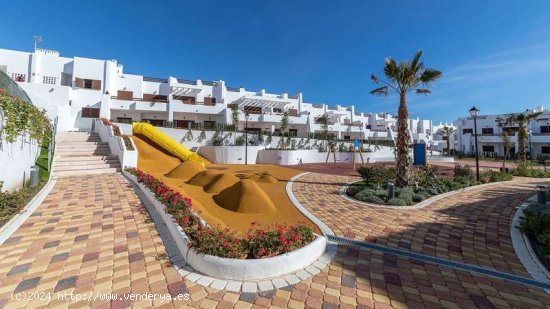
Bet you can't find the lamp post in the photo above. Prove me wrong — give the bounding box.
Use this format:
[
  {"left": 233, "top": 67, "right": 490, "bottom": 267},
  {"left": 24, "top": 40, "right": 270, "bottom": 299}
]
[
  {"left": 469, "top": 106, "right": 480, "bottom": 182},
  {"left": 244, "top": 113, "right": 250, "bottom": 165}
]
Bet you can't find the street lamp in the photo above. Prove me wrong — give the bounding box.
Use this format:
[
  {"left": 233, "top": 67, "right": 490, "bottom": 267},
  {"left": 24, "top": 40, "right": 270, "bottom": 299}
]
[
  {"left": 244, "top": 113, "right": 250, "bottom": 165},
  {"left": 469, "top": 106, "right": 480, "bottom": 182}
]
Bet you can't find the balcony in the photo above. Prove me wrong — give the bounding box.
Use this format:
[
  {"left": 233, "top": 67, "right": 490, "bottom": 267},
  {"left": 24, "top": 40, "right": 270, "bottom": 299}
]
[{"left": 110, "top": 98, "right": 168, "bottom": 112}]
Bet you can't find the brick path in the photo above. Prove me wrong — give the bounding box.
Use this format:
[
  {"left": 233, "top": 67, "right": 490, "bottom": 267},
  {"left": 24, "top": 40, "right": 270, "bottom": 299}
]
[{"left": 0, "top": 173, "right": 549, "bottom": 308}]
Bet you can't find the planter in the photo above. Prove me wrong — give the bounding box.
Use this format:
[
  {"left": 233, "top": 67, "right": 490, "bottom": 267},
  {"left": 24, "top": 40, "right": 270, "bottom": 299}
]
[
  {"left": 124, "top": 170, "right": 327, "bottom": 280},
  {"left": 198, "top": 146, "right": 261, "bottom": 164}
]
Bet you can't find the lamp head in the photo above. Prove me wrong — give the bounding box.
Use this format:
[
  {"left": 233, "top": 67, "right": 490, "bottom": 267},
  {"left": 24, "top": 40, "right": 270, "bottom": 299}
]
[{"left": 469, "top": 106, "right": 479, "bottom": 118}]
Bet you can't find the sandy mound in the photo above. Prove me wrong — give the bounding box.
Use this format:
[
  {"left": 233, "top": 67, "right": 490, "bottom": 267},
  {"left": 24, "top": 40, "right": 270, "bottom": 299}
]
[
  {"left": 249, "top": 173, "right": 279, "bottom": 184},
  {"left": 203, "top": 173, "right": 241, "bottom": 193},
  {"left": 214, "top": 179, "right": 276, "bottom": 214},
  {"left": 165, "top": 161, "right": 206, "bottom": 181}
]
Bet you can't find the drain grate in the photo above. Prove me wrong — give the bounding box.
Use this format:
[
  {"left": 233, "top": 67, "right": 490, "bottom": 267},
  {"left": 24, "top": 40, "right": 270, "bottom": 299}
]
[{"left": 328, "top": 235, "right": 550, "bottom": 291}]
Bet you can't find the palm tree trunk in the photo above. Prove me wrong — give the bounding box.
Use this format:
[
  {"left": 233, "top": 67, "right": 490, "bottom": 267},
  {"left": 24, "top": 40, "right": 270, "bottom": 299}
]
[
  {"left": 518, "top": 126, "right": 526, "bottom": 162},
  {"left": 396, "top": 92, "right": 410, "bottom": 187},
  {"left": 446, "top": 138, "right": 450, "bottom": 156}
]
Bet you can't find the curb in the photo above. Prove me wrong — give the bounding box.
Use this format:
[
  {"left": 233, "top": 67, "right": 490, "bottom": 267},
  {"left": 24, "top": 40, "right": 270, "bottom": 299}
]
[{"left": 511, "top": 200, "right": 550, "bottom": 294}]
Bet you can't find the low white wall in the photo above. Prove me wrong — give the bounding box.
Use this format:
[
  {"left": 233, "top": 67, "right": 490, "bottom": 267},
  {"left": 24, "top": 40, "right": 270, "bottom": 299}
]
[
  {"left": 94, "top": 119, "right": 138, "bottom": 168},
  {"left": 124, "top": 171, "right": 327, "bottom": 280},
  {"left": 199, "top": 146, "right": 262, "bottom": 164},
  {"left": 257, "top": 146, "right": 396, "bottom": 165},
  {"left": 0, "top": 136, "right": 40, "bottom": 192}
]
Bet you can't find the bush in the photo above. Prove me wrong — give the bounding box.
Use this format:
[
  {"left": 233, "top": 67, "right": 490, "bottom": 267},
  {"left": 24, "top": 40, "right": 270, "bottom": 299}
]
[
  {"left": 537, "top": 231, "right": 550, "bottom": 246},
  {"left": 357, "top": 166, "right": 395, "bottom": 185},
  {"left": 346, "top": 185, "right": 362, "bottom": 196},
  {"left": 354, "top": 189, "right": 385, "bottom": 204},
  {"left": 454, "top": 164, "right": 473, "bottom": 178},
  {"left": 479, "top": 170, "right": 513, "bottom": 183},
  {"left": 511, "top": 167, "right": 550, "bottom": 178},
  {"left": 388, "top": 198, "right": 408, "bottom": 206},
  {"left": 519, "top": 205, "right": 550, "bottom": 238},
  {"left": 412, "top": 193, "right": 427, "bottom": 202},
  {"left": 396, "top": 187, "right": 414, "bottom": 205}
]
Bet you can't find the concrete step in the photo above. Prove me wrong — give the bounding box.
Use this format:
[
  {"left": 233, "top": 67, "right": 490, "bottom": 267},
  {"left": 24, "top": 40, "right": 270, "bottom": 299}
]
[
  {"left": 55, "top": 150, "right": 112, "bottom": 156},
  {"left": 54, "top": 159, "right": 120, "bottom": 167},
  {"left": 56, "top": 146, "right": 111, "bottom": 152},
  {"left": 56, "top": 142, "right": 109, "bottom": 148},
  {"left": 56, "top": 137, "right": 102, "bottom": 142},
  {"left": 53, "top": 162, "right": 121, "bottom": 172},
  {"left": 55, "top": 168, "right": 121, "bottom": 178},
  {"left": 55, "top": 155, "right": 118, "bottom": 162}
]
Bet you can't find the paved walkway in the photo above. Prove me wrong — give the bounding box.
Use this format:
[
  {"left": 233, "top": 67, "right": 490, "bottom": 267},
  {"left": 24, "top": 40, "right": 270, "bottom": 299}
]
[{"left": 0, "top": 173, "right": 549, "bottom": 308}]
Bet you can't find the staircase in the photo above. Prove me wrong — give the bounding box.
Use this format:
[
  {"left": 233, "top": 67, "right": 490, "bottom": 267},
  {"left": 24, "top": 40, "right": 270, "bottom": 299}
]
[{"left": 53, "top": 132, "right": 121, "bottom": 177}]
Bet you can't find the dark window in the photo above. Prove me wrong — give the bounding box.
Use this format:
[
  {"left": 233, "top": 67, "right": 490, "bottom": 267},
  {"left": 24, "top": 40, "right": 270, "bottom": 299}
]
[
  {"left": 244, "top": 105, "right": 262, "bottom": 114},
  {"left": 343, "top": 135, "right": 351, "bottom": 140},
  {"left": 81, "top": 107, "right": 100, "bottom": 118},
  {"left": 84, "top": 79, "right": 93, "bottom": 89},
  {"left": 143, "top": 94, "right": 168, "bottom": 103},
  {"left": 481, "top": 128, "right": 493, "bottom": 135},
  {"left": 542, "top": 146, "right": 550, "bottom": 154},
  {"left": 117, "top": 90, "right": 133, "bottom": 100},
  {"left": 463, "top": 128, "right": 473, "bottom": 134},
  {"left": 142, "top": 119, "right": 165, "bottom": 127},
  {"left": 482, "top": 145, "right": 495, "bottom": 152},
  {"left": 203, "top": 121, "right": 216, "bottom": 130},
  {"left": 289, "top": 129, "right": 298, "bottom": 137},
  {"left": 173, "top": 96, "right": 195, "bottom": 104},
  {"left": 366, "top": 124, "right": 372, "bottom": 130},
  {"left": 502, "top": 127, "right": 519, "bottom": 135},
  {"left": 116, "top": 117, "right": 133, "bottom": 124},
  {"left": 174, "top": 120, "right": 194, "bottom": 129},
  {"left": 541, "top": 126, "right": 550, "bottom": 134},
  {"left": 204, "top": 97, "right": 216, "bottom": 106}
]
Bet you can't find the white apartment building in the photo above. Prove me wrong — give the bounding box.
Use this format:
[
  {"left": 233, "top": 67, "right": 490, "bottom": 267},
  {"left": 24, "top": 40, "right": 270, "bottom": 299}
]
[
  {"left": 454, "top": 107, "right": 550, "bottom": 159},
  {"left": 0, "top": 47, "right": 440, "bottom": 145}
]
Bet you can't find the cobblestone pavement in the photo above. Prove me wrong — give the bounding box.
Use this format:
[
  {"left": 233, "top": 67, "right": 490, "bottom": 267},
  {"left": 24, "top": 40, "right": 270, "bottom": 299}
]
[
  {"left": 291, "top": 173, "right": 549, "bottom": 277},
  {"left": 0, "top": 174, "right": 549, "bottom": 308}
]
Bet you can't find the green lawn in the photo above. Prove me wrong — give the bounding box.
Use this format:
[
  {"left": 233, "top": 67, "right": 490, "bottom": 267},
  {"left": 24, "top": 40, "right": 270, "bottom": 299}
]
[{"left": 35, "top": 145, "right": 50, "bottom": 182}]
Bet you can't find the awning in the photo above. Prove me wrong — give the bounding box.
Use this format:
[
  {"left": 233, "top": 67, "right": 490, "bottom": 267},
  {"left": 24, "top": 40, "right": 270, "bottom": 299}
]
[
  {"left": 234, "top": 95, "right": 292, "bottom": 109},
  {"left": 170, "top": 83, "right": 202, "bottom": 96}
]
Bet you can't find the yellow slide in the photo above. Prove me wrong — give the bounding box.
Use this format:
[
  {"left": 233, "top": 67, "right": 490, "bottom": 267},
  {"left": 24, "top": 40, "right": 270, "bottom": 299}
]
[{"left": 132, "top": 122, "right": 206, "bottom": 167}]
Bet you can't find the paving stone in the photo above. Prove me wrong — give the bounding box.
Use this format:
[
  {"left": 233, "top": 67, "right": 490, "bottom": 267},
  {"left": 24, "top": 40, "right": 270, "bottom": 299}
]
[
  {"left": 257, "top": 280, "right": 273, "bottom": 292},
  {"left": 271, "top": 277, "right": 288, "bottom": 289},
  {"left": 284, "top": 274, "right": 301, "bottom": 285},
  {"left": 241, "top": 282, "right": 258, "bottom": 293},
  {"left": 209, "top": 279, "right": 227, "bottom": 290},
  {"left": 225, "top": 281, "right": 242, "bottom": 292},
  {"left": 196, "top": 276, "right": 214, "bottom": 287}
]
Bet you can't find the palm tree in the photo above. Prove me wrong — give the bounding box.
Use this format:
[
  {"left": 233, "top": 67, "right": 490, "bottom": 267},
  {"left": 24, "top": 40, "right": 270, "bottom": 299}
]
[
  {"left": 501, "top": 130, "right": 513, "bottom": 170},
  {"left": 370, "top": 51, "right": 442, "bottom": 186},
  {"left": 500, "top": 111, "right": 542, "bottom": 162},
  {"left": 441, "top": 126, "right": 454, "bottom": 155}
]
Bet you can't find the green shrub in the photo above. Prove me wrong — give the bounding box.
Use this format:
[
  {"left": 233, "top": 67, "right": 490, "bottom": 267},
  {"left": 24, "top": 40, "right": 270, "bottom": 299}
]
[
  {"left": 355, "top": 189, "right": 384, "bottom": 204},
  {"left": 537, "top": 231, "right": 550, "bottom": 246},
  {"left": 346, "top": 185, "right": 362, "bottom": 196},
  {"left": 388, "top": 198, "right": 408, "bottom": 206},
  {"left": 412, "top": 193, "right": 426, "bottom": 202},
  {"left": 357, "top": 166, "right": 395, "bottom": 185},
  {"left": 519, "top": 205, "right": 550, "bottom": 237},
  {"left": 453, "top": 164, "right": 473, "bottom": 178},
  {"left": 396, "top": 187, "right": 414, "bottom": 205},
  {"left": 373, "top": 189, "right": 388, "bottom": 199},
  {"left": 479, "top": 170, "right": 513, "bottom": 183}
]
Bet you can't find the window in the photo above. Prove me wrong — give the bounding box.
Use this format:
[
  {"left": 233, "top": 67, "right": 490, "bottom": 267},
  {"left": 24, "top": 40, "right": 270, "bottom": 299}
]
[
  {"left": 81, "top": 107, "right": 100, "bottom": 118},
  {"left": 143, "top": 94, "right": 168, "bottom": 103},
  {"left": 482, "top": 145, "right": 495, "bottom": 152},
  {"left": 463, "top": 128, "right": 473, "bottom": 134},
  {"left": 203, "top": 121, "right": 216, "bottom": 130},
  {"left": 244, "top": 105, "right": 262, "bottom": 114},
  {"left": 502, "top": 127, "right": 519, "bottom": 135},
  {"left": 366, "top": 124, "right": 372, "bottom": 130},
  {"left": 75, "top": 78, "right": 101, "bottom": 90},
  {"left": 541, "top": 126, "right": 550, "bottom": 134},
  {"left": 542, "top": 146, "right": 550, "bottom": 154},
  {"left": 116, "top": 117, "right": 133, "bottom": 124},
  {"left": 11, "top": 73, "right": 26, "bottom": 82},
  {"left": 481, "top": 128, "right": 494, "bottom": 135},
  {"left": 117, "top": 90, "right": 133, "bottom": 101},
  {"left": 343, "top": 135, "right": 351, "bottom": 140},
  {"left": 42, "top": 76, "right": 57, "bottom": 85},
  {"left": 84, "top": 79, "right": 93, "bottom": 89},
  {"left": 204, "top": 97, "right": 216, "bottom": 106},
  {"left": 174, "top": 120, "right": 194, "bottom": 129},
  {"left": 289, "top": 129, "right": 298, "bottom": 137}
]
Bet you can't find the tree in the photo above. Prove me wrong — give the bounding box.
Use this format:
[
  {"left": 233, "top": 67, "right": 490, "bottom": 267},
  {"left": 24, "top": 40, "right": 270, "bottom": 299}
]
[
  {"left": 317, "top": 114, "right": 330, "bottom": 150},
  {"left": 280, "top": 110, "right": 290, "bottom": 149},
  {"left": 230, "top": 103, "right": 239, "bottom": 144},
  {"left": 501, "top": 130, "right": 513, "bottom": 170},
  {"left": 370, "top": 51, "right": 442, "bottom": 186},
  {"left": 441, "top": 126, "right": 454, "bottom": 155},
  {"left": 500, "top": 111, "right": 542, "bottom": 163}
]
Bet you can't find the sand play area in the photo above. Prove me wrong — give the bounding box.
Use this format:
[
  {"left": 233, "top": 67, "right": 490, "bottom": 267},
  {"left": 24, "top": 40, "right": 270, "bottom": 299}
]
[{"left": 132, "top": 135, "right": 319, "bottom": 233}]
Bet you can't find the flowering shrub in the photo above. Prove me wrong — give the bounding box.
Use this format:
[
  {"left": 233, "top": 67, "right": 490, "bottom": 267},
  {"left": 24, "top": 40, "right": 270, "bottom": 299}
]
[{"left": 126, "top": 168, "right": 316, "bottom": 259}]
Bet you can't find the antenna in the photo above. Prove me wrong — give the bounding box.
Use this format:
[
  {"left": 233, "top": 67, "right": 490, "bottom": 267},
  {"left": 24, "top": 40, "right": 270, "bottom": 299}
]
[{"left": 33, "top": 35, "right": 42, "bottom": 50}]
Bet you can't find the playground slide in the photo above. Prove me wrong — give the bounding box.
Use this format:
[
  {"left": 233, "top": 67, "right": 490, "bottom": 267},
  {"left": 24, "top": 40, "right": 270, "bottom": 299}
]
[{"left": 132, "top": 122, "right": 206, "bottom": 167}]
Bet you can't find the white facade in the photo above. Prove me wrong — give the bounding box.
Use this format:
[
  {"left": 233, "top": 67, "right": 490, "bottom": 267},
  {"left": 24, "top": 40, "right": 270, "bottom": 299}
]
[
  {"left": 0, "top": 47, "right": 441, "bottom": 145},
  {"left": 454, "top": 107, "right": 550, "bottom": 159}
]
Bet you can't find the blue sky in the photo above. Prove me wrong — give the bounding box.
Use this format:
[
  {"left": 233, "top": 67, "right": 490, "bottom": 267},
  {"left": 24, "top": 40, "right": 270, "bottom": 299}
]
[{"left": 2, "top": 1, "right": 550, "bottom": 123}]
